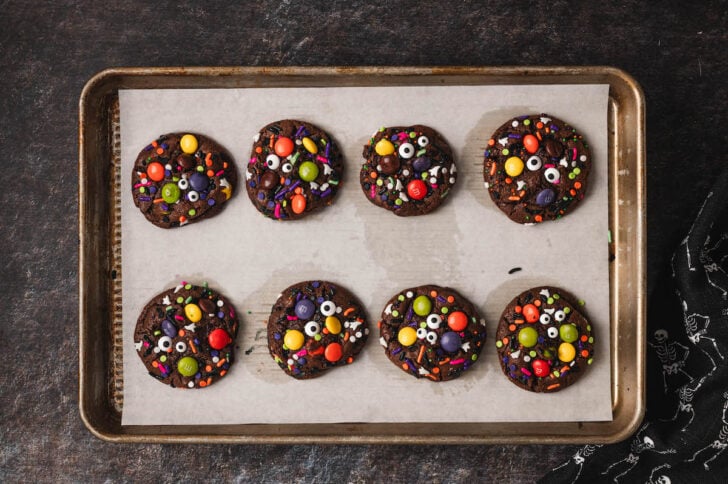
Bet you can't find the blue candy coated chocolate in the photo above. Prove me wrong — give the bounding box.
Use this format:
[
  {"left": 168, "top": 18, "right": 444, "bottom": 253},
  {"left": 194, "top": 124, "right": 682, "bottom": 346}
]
[
  {"left": 440, "top": 331, "right": 462, "bottom": 353},
  {"left": 295, "top": 299, "right": 316, "bottom": 319},
  {"left": 535, "top": 188, "right": 556, "bottom": 206}
]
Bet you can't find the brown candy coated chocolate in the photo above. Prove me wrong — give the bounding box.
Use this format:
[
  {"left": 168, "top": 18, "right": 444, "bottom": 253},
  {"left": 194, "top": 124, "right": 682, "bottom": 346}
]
[
  {"left": 544, "top": 138, "right": 563, "bottom": 158},
  {"left": 259, "top": 170, "right": 279, "bottom": 190},
  {"left": 177, "top": 154, "right": 195, "bottom": 170},
  {"left": 199, "top": 298, "right": 216, "bottom": 314},
  {"left": 379, "top": 155, "right": 400, "bottom": 175}
]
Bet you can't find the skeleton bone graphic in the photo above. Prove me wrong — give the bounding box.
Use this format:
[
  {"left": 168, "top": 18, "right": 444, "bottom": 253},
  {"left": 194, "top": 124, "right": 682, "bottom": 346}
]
[
  {"left": 646, "top": 463, "right": 672, "bottom": 484},
  {"left": 681, "top": 302, "right": 725, "bottom": 374},
  {"left": 550, "top": 444, "right": 601, "bottom": 484},
  {"left": 659, "top": 377, "right": 706, "bottom": 432},
  {"left": 648, "top": 328, "right": 693, "bottom": 393},
  {"left": 600, "top": 423, "right": 676, "bottom": 482},
  {"left": 686, "top": 392, "right": 728, "bottom": 470}
]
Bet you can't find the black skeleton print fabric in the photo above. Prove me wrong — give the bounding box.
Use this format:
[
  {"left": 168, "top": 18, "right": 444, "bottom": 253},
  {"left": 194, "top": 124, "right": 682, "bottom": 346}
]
[{"left": 541, "top": 169, "right": 728, "bottom": 483}]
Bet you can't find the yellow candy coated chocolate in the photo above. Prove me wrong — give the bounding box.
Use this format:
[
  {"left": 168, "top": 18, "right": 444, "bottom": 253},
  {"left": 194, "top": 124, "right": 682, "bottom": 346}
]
[
  {"left": 325, "top": 316, "right": 342, "bottom": 335},
  {"left": 558, "top": 342, "right": 576, "bottom": 362},
  {"left": 184, "top": 303, "right": 202, "bottom": 323},
  {"left": 504, "top": 156, "right": 524, "bottom": 177},
  {"left": 284, "top": 329, "right": 305, "bottom": 351},
  {"left": 302, "top": 137, "right": 318, "bottom": 154},
  {"left": 397, "top": 326, "right": 417, "bottom": 346},
  {"left": 180, "top": 134, "right": 198, "bottom": 154},
  {"left": 375, "top": 139, "right": 395, "bottom": 156}
]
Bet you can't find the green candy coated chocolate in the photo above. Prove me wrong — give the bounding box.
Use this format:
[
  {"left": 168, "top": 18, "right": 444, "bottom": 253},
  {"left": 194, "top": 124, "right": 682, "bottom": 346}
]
[
  {"left": 298, "top": 161, "right": 319, "bottom": 182},
  {"left": 177, "top": 356, "right": 199, "bottom": 377},
  {"left": 518, "top": 327, "right": 538, "bottom": 347},
  {"left": 413, "top": 295, "right": 432, "bottom": 316},
  {"left": 162, "top": 183, "right": 181, "bottom": 203},
  {"left": 559, "top": 323, "right": 579, "bottom": 343}
]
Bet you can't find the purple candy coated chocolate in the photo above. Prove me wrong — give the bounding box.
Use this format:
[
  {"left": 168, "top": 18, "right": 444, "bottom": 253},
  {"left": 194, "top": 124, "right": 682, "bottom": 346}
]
[
  {"left": 161, "top": 319, "right": 177, "bottom": 338},
  {"left": 535, "top": 188, "right": 556, "bottom": 206},
  {"left": 295, "top": 299, "right": 316, "bottom": 319},
  {"left": 440, "top": 331, "right": 462, "bottom": 353},
  {"left": 189, "top": 172, "right": 209, "bottom": 192},
  {"left": 412, "top": 156, "right": 431, "bottom": 172}
]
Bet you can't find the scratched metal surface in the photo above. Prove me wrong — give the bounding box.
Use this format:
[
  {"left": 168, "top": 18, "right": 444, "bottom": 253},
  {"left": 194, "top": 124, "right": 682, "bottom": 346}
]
[{"left": 3, "top": 0, "right": 727, "bottom": 481}]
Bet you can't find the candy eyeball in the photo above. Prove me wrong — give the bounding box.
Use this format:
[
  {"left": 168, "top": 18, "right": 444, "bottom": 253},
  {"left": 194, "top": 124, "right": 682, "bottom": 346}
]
[
  {"left": 319, "top": 300, "right": 336, "bottom": 317},
  {"left": 426, "top": 314, "right": 443, "bottom": 329},
  {"left": 416, "top": 327, "right": 428, "bottom": 339},
  {"left": 554, "top": 310, "right": 566, "bottom": 322},
  {"left": 398, "top": 142, "right": 415, "bottom": 159},
  {"left": 526, "top": 155, "right": 542, "bottom": 171},
  {"left": 281, "top": 162, "right": 293, "bottom": 173},
  {"left": 547, "top": 326, "right": 559, "bottom": 339},
  {"left": 175, "top": 341, "right": 187, "bottom": 353},
  {"left": 544, "top": 167, "right": 561, "bottom": 184},
  {"left": 417, "top": 135, "right": 429, "bottom": 147},
  {"left": 157, "top": 336, "right": 173, "bottom": 352},
  {"left": 177, "top": 178, "right": 189, "bottom": 190},
  {"left": 304, "top": 321, "right": 321, "bottom": 337},
  {"left": 426, "top": 331, "right": 438, "bottom": 344},
  {"left": 187, "top": 190, "right": 199, "bottom": 202},
  {"left": 266, "top": 154, "right": 281, "bottom": 170},
  {"left": 539, "top": 313, "right": 552, "bottom": 325}
]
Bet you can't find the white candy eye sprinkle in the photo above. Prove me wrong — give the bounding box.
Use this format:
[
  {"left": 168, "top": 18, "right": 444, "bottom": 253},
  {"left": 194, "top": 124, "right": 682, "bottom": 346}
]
[
  {"left": 416, "top": 327, "right": 428, "bottom": 339},
  {"left": 304, "top": 321, "right": 321, "bottom": 336},
  {"left": 547, "top": 327, "right": 559, "bottom": 339},
  {"left": 281, "top": 162, "right": 292, "bottom": 173},
  {"left": 555, "top": 310, "right": 566, "bottom": 322},
  {"left": 426, "top": 314, "right": 442, "bottom": 329},
  {"left": 417, "top": 135, "right": 429, "bottom": 147},
  {"left": 426, "top": 331, "right": 438, "bottom": 344},
  {"left": 398, "top": 142, "right": 415, "bottom": 159},
  {"left": 187, "top": 190, "right": 199, "bottom": 202},
  {"left": 526, "top": 155, "right": 542, "bottom": 171},
  {"left": 539, "top": 313, "right": 552, "bottom": 325},
  {"left": 157, "top": 336, "right": 173, "bottom": 352},
  {"left": 266, "top": 154, "right": 281, "bottom": 170},
  {"left": 544, "top": 167, "right": 561, "bottom": 184},
  {"left": 175, "top": 341, "right": 187, "bottom": 353},
  {"left": 319, "top": 301, "right": 336, "bottom": 316},
  {"left": 177, "top": 178, "right": 189, "bottom": 190}
]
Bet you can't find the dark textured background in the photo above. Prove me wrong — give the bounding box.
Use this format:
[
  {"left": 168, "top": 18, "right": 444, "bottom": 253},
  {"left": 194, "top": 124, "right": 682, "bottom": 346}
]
[{"left": 1, "top": 1, "right": 727, "bottom": 482}]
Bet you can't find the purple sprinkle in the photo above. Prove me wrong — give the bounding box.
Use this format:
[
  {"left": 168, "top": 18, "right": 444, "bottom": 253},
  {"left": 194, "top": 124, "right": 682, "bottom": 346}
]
[
  {"left": 508, "top": 133, "right": 522, "bottom": 138},
  {"left": 436, "top": 296, "right": 447, "bottom": 303},
  {"left": 217, "top": 311, "right": 224, "bottom": 319},
  {"left": 211, "top": 350, "right": 219, "bottom": 357},
  {"left": 266, "top": 201, "right": 275, "bottom": 209},
  {"left": 161, "top": 203, "right": 169, "bottom": 211},
  {"left": 139, "top": 196, "right": 152, "bottom": 202},
  {"left": 484, "top": 150, "right": 490, "bottom": 157},
  {"left": 194, "top": 338, "right": 200, "bottom": 345},
  {"left": 325, "top": 143, "right": 330, "bottom": 157},
  {"left": 144, "top": 145, "right": 153, "bottom": 151},
  {"left": 258, "top": 192, "right": 265, "bottom": 200},
  {"left": 249, "top": 181, "right": 256, "bottom": 187},
  {"left": 289, "top": 180, "right": 301, "bottom": 192},
  {"left": 274, "top": 332, "right": 281, "bottom": 340},
  {"left": 316, "top": 297, "right": 324, "bottom": 303},
  {"left": 392, "top": 347, "right": 402, "bottom": 356},
  {"left": 320, "top": 189, "right": 332, "bottom": 198},
  {"left": 390, "top": 134, "right": 398, "bottom": 141},
  {"left": 284, "top": 178, "right": 291, "bottom": 186},
  {"left": 312, "top": 281, "right": 320, "bottom": 288},
  {"left": 222, "top": 363, "right": 230, "bottom": 370},
  {"left": 208, "top": 199, "right": 215, "bottom": 206},
  {"left": 161, "top": 143, "right": 169, "bottom": 149},
  {"left": 298, "top": 358, "right": 306, "bottom": 365},
  {"left": 274, "top": 189, "right": 287, "bottom": 200},
  {"left": 148, "top": 186, "right": 157, "bottom": 194},
  {"left": 295, "top": 292, "right": 302, "bottom": 302},
  {"left": 404, "top": 359, "right": 416, "bottom": 372},
  {"left": 550, "top": 124, "right": 559, "bottom": 131},
  {"left": 381, "top": 195, "right": 388, "bottom": 201},
  {"left": 200, "top": 192, "right": 207, "bottom": 200},
  {"left": 295, "top": 125, "right": 305, "bottom": 137},
  {"left": 195, "top": 373, "right": 201, "bottom": 379}
]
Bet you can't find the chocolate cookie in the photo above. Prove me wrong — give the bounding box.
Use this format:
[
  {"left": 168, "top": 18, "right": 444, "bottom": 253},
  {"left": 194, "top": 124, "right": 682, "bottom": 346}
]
[
  {"left": 379, "top": 285, "right": 486, "bottom": 381},
  {"left": 131, "top": 133, "right": 237, "bottom": 228},
  {"left": 483, "top": 114, "right": 591, "bottom": 224},
  {"left": 495, "top": 286, "right": 595, "bottom": 392},
  {"left": 134, "top": 282, "right": 239, "bottom": 389},
  {"left": 267, "top": 281, "right": 368, "bottom": 379},
  {"left": 246, "top": 120, "right": 343, "bottom": 220},
  {"left": 360, "top": 125, "right": 457, "bottom": 216}
]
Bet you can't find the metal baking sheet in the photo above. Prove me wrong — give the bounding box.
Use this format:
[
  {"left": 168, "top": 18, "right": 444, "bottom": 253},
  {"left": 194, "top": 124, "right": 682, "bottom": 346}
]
[{"left": 79, "top": 66, "right": 645, "bottom": 443}]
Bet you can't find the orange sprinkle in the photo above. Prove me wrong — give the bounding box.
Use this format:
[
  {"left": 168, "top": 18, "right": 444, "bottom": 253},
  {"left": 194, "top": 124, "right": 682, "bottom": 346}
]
[
  {"left": 581, "top": 350, "right": 589, "bottom": 357},
  {"left": 489, "top": 162, "right": 497, "bottom": 176},
  {"left": 546, "top": 383, "right": 560, "bottom": 390},
  {"left": 179, "top": 215, "right": 187, "bottom": 223},
  {"left": 574, "top": 181, "right": 582, "bottom": 189},
  {"left": 199, "top": 380, "right": 207, "bottom": 387},
  {"left": 417, "top": 345, "right": 425, "bottom": 363},
  {"left": 534, "top": 300, "right": 542, "bottom": 307},
  {"left": 515, "top": 305, "right": 523, "bottom": 313},
  {"left": 439, "top": 357, "right": 450, "bottom": 365},
  {"left": 346, "top": 357, "right": 353, "bottom": 364},
  {"left": 401, "top": 363, "right": 408, "bottom": 370},
  {"left": 152, "top": 360, "right": 158, "bottom": 368},
  {"left": 343, "top": 307, "right": 355, "bottom": 316},
  {"left": 322, "top": 328, "right": 329, "bottom": 335},
  {"left": 518, "top": 190, "right": 526, "bottom": 198},
  {"left": 536, "top": 122, "right": 544, "bottom": 129},
  {"left": 505, "top": 177, "right": 512, "bottom": 184},
  {"left": 153, "top": 198, "right": 166, "bottom": 204},
  {"left": 216, "top": 358, "right": 226, "bottom": 368},
  {"left": 534, "top": 215, "right": 543, "bottom": 223},
  {"left": 561, "top": 366, "right": 570, "bottom": 373},
  {"left": 188, "top": 339, "right": 197, "bottom": 354},
  {"left": 220, "top": 370, "right": 227, "bottom": 377},
  {"left": 426, "top": 374, "right": 438, "bottom": 381},
  {"left": 508, "top": 196, "right": 520, "bottom": 201},
  {"left": 205, "top": 152, "right": 213, "bottom": 165},
  {"left": 502, "top": 337, "right": 509, "bottom": 344},
  {"left": 255, "top": 146, "right": 262, "bottom": 154},
  {"left": 377, "top": 320, "right": 382, "bottom": 328},
  {"left": 545, "top": 127, "right": 551, "bottom": 134},
  {"left": 536, "top": 132, "right": 543, "bottom": 141},
  {"left": 432, "top": 367, "right": 440, "bottom": 374},
  {"left": 370, "top": 171, "right": 378, "bottom": 179},
  {"left": 514, "top": 319, "right": 524, "bottom": 325},
  {"left": 280, "top": 176, "right": 286, "bottom": 185},
  {"left": 207, "top": 170, "right": 215, "bottom": 177},
  {"left": 430, "top": 290, "right": 438, "bottom": 297},
  {"left": 570, "top": 189, "right": 577, "bottom": 196},
  {"left": 152, "top": 141, "right": 158, "bottom": 147},
  {"left": 156, "top": 147, "right": 164, "bottom": 155},
  {"left": 223, "top": 162, "right": 228, "bottom": 169},
  {"left": 344, "top": 332, "right": 350, "bottom": 341},
  {"left": 178, "top": 329, "right": 185, "bottom": 337},
  {"left": 508, "top": 324, "right": 516, "bottom": 332},
  {"left": 269, "top": 136, "right": 274, "bottom": 148},
  {"left": 447, "top": 296, "right": 455, "bottom": 303},
  {"left": 488, "top": 138, "right": 495, "bottom": 146},
  {"left": 205, "top": 365, "right": 213, "bottom": 372},
  {"left": 581, "top": 335, "right": 588, "bottom": 342},
  {"left": 206, "top": 377, "right": 212, "bottom": 386}
]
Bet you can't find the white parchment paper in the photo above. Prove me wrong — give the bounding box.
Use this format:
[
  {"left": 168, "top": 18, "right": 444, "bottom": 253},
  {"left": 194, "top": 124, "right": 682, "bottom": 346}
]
[{"left": 120, "top": 84, "right": 611, "bottom": 425}]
